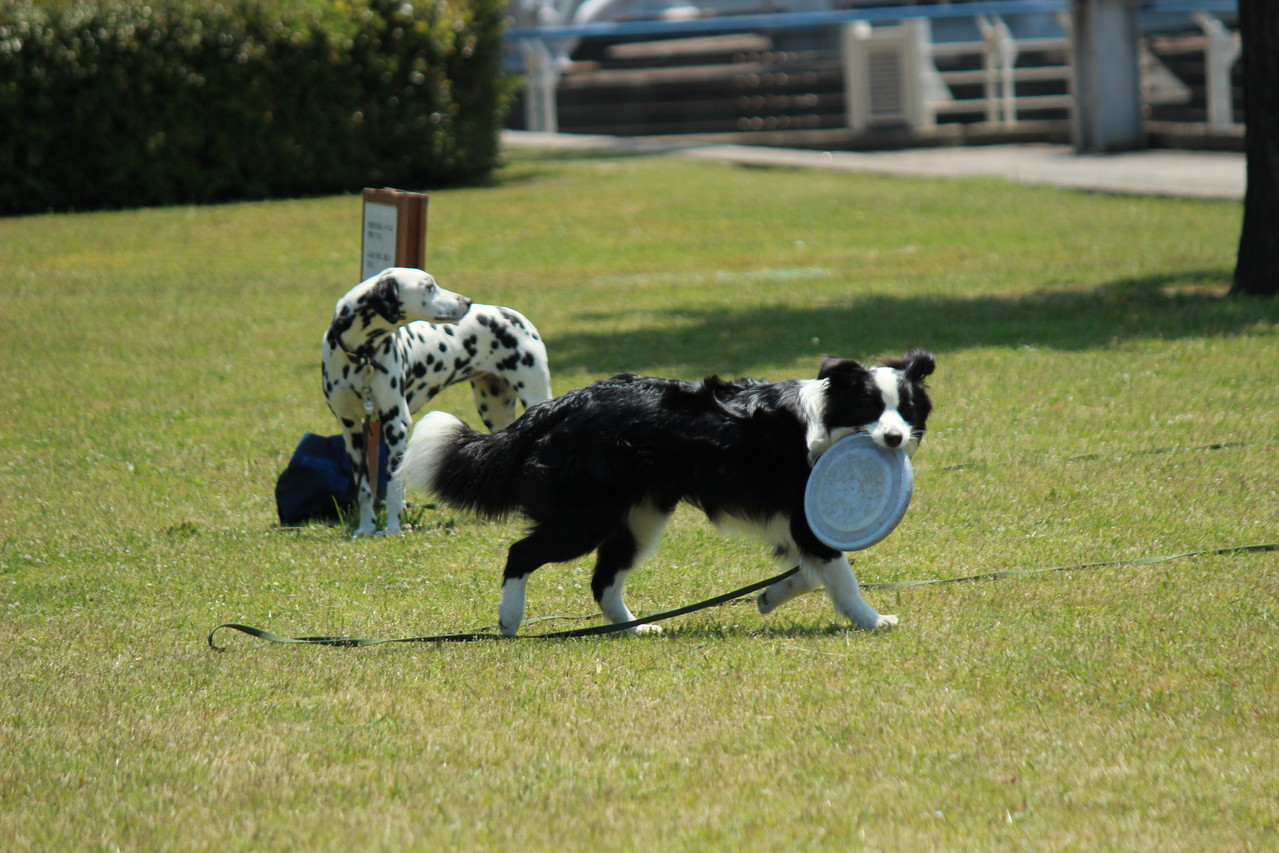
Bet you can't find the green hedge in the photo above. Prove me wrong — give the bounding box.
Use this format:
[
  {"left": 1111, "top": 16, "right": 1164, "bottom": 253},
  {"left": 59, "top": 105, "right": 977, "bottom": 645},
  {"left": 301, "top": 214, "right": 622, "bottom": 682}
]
[{"left": 0, "top": 0, "right": 515, "bottom": 214}]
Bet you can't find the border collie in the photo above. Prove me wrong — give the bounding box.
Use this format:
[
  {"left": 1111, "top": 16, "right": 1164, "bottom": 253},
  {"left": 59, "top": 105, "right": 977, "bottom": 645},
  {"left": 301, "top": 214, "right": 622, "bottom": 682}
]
[{"left": 396, "top": 350, "right": 935, "bottom": 635}]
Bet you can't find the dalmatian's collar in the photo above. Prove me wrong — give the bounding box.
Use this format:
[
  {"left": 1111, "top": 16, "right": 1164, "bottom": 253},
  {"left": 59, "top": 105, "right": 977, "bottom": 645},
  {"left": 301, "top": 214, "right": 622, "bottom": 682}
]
[{"left": 338, "top": 341, "right": 390, "bottom": 375}]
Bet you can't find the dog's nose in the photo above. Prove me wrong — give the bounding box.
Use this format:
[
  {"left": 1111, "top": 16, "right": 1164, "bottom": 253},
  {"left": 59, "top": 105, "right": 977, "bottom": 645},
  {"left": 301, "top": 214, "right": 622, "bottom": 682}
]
[{"left": 883, "top": 431, "right": 903, "bottom": 448}]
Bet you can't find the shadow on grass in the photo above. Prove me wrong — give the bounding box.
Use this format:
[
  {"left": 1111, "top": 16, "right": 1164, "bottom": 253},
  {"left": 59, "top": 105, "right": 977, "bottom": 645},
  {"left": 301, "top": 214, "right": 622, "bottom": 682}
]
[
  {"left": 548, "top": 270, "right": 1277, "bottom": 377},
  {"left": 503, "top": 145, "right": 667, "bottom": 163},
  {"left": 457, "top": 145, "right": 665, "bottom": 190}
]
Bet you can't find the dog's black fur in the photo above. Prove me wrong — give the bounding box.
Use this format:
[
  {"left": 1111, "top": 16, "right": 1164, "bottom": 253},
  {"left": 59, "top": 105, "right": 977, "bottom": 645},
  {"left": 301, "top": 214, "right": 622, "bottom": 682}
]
[{"left": 397, "top": 350, "right": 935, "bottom": 635}]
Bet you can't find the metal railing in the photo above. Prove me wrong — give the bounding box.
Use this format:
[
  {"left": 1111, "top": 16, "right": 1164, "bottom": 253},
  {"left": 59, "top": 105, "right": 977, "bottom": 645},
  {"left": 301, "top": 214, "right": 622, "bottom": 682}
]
[{"left": 507, "top": 0, "right": 1240, "bottom": 138}]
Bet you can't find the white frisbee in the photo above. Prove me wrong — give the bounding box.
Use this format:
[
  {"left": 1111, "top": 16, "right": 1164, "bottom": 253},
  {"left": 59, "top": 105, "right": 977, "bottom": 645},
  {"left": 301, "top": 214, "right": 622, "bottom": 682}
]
[{"left": 804, "top": 433, "right": 914, "bottom": 551}]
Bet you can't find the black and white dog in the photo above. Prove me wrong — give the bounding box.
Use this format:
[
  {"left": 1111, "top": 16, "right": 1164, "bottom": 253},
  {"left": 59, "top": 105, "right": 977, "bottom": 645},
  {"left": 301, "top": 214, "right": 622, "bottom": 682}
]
[
  {"left": 322, "top": 267, "right": 552, "bottom": 535},
  {"left": 396, "top": 350, "right": 934, "bottom": 634}
]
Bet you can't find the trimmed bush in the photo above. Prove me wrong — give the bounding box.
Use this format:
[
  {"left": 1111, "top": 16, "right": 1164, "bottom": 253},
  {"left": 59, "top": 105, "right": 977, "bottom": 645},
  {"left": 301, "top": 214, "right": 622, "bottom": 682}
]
[{"left": 0, "top": 0, "right": 515, "bottom": 214}]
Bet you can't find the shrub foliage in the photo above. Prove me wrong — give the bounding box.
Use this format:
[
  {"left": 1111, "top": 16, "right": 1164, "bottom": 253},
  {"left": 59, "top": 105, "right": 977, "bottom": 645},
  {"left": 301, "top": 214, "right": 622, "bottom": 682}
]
[{"left": 0, "top": 0, "right": 514, "bottom": 213}]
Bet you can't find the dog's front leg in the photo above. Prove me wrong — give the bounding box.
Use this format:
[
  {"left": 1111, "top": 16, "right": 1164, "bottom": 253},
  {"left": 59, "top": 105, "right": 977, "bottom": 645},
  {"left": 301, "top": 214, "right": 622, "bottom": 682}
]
[
  {"left": 807, "top": 554, "right": 898, "bottom": 630},
  {"left": 380, "top": 413, "right": 413, "bottom": 534},
  {"left": 353, "top": 479, "right": 379, "bottom": 536},
  {"left": 340, "top": 429, "right": 379, "bottom": 537}
]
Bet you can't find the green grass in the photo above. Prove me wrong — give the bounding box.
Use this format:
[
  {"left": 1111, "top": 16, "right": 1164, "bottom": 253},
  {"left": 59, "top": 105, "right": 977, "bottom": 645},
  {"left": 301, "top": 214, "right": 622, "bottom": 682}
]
[{"left": 1, "top": 148, "right": 1277, "bottom": 850}]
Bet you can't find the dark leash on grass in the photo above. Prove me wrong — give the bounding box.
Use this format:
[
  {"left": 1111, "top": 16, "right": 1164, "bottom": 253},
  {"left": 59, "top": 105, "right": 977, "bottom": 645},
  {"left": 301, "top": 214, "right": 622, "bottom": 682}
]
[
  {"left": 860, "top": 542, "right": 1279, "bottom": 589},
  {"left": 207, "top": 566, "right": 802, "bottom": 650},
  {"left": 938, "top": 439, "right": 1277, "bottom": 472},
  {"left": 207, "top": 542, "right": 1279, "bottom": 651}
]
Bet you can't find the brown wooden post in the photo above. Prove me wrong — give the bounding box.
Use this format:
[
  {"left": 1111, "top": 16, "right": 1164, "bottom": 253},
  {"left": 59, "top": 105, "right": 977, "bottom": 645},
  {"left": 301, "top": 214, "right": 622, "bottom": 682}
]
[{"left": 360, "top": 188, "right": 429, "bottom": 281}]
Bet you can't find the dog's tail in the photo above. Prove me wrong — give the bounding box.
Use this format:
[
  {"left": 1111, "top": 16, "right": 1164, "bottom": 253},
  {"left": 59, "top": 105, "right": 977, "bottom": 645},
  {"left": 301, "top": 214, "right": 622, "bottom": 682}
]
[{"left": 395, "top": 411, "right": 522, "bottom": 519}]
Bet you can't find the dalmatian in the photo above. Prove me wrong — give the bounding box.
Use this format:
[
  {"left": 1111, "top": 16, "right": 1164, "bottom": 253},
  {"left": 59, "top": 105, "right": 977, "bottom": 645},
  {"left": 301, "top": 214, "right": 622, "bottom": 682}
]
[{"left": 321, "top": 267, "right": 552, "bottom": 535}]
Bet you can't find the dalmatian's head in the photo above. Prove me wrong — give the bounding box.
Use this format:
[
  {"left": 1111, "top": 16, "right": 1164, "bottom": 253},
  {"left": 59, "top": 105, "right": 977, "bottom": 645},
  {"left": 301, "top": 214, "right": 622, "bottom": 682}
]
[{"left": 368, "top": 268, "right": 472, "bottom": 325}]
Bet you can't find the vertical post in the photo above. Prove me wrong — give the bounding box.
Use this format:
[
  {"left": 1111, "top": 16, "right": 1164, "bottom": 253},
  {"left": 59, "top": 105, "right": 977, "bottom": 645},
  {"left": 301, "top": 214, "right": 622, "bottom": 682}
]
[
  {"left": 1070, "top": 0, "right": 1145, "bottom": 151},
  {"left": 978, "top": 16, "right": 1017, "bottom": 126},
  {"left": 521, "top": 40, "right": 561, "bottom": 134},
  {"left": 903, "top": 19, "right": 936, "bottom": 131},
  {"left": 978, "top": 16, "right": 1000, "bottom": 125},
  {"left": 843, "top": 22, "right": 872, "bottom": 132},
  {"left": 360, "top": 188, "right": 429, "bottom": 281},
  {"left": 1193, "top": 12, "right": 1241, "bottom": 129},
  {"left": 995, "top": 18, "right": 1018, "bottom": 126}
]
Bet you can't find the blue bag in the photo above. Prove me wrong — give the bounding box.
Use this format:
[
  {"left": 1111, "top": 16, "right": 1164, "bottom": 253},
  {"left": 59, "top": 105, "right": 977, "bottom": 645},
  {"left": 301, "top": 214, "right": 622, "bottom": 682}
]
[{"left": 274, "top": 432, "right": 389, "bottom": 525}]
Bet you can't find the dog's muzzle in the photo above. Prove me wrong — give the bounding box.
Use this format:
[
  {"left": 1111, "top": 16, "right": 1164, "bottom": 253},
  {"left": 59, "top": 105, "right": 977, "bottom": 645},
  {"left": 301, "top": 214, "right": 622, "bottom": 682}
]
[{"left": 434, "top": 298, "right": 472, "bottom": 323}]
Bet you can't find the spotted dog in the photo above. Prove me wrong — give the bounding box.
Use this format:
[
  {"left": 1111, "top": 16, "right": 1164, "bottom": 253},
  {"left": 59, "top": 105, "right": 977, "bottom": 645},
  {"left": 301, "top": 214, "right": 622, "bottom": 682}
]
[{"left": 322, "top": 267, "right": 551, "bottom": 535}]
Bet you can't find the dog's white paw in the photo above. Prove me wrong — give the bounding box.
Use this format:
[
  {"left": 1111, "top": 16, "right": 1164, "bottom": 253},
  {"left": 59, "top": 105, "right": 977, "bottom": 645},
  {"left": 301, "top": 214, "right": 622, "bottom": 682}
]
[
  {"left": 873, "top": 614, "right": 899, "bottom": 630},
  {"left": 757, "top": 591, "right": 776, "bottom": 615},
  {"left": 631, "top": 623, "right": 663, "bottom": 636}
]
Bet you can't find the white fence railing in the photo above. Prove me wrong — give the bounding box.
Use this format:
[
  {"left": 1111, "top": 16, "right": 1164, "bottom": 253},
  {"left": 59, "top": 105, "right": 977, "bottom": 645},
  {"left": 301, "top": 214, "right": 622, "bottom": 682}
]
[{"left": 508, "top": 3, "right": 1240, "bottom": 138}]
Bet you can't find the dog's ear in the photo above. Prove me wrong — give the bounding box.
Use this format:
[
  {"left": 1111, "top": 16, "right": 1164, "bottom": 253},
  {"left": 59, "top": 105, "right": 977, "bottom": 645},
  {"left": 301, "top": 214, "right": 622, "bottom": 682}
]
[
  {"left": 817, "top": 356, "right": 867, "bottom": 381},
  {"left": 902, "top": 348, "right": 936, "bottom": 382},
  {"left": 368, "top": 273, "right": 403, "bottom": 324},
  {"left": 879, "top": 349, "right": 936, "bottom": 383}
]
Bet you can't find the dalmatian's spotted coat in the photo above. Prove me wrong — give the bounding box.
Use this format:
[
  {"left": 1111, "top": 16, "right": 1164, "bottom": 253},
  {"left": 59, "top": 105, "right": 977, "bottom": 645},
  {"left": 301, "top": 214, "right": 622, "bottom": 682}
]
[{"left": 321, "top": 267, "right": 551, "bottom": 535}]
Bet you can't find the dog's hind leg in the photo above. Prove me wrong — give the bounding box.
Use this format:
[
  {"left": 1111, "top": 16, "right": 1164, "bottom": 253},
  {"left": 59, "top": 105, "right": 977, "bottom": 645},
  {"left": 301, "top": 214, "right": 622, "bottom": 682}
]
[
  {"left": 592, "top": 502, "right": 670, "bottom": 635},
  {"left": 470, "top": 374, "right": 519, "bottom": 431},
  {"left": 472, "top": 364, "right": 552, "bottom": 432},
  {"left": 806, "top": 554, "right": 898, "bottom": 630},
  {"left": 757, "top": 569, "right": 822, "bottom": 615},
  {"left": 499, "top": 575, "right": 529, "bottom": 639},
  {"left": 499, "top": 520, "right": 611, "bottom": 636},
  {"left": 515, "top": 362, "right": 553, "bottom": 411}
]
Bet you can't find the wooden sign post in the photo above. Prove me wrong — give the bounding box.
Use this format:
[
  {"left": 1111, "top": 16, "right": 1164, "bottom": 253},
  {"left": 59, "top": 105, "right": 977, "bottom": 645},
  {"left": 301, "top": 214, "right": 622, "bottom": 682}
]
[
  {"left": 360, "top": 188, "right": 429, "bottom": 281},
  {"left": 358, "top": 188, "right": 429, "bottom": 502}
]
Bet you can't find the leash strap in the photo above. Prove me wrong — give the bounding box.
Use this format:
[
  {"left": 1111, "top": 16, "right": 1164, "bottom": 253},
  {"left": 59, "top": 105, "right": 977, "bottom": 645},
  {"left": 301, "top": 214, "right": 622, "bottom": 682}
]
[
  {"left": 861, "top": 542, "right": 1279, "bottom": 589},
  {"left": 362, "top": 417, "right": 382, "bottom": 494},
  {"left": 208, "top": 542, "right": 1278, "bottom": 651},
  {"left": 208, "top": 566, "right": 801, "bottom": 651}
]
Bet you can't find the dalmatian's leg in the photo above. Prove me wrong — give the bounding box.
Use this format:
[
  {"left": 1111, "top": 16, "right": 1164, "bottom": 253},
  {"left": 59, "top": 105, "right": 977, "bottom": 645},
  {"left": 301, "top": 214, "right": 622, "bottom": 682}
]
[
  {"left": 470, "top": 374, "right": 519, "bottom": 431},
  {"left": 380, "top": 407, "right": 414, "bottom": 534},
  {"left": 340, "top": 426, "right": 379, "bottom": 536},
  {"left": 514, "top": 359, "right": 553, "bottom": 411}
]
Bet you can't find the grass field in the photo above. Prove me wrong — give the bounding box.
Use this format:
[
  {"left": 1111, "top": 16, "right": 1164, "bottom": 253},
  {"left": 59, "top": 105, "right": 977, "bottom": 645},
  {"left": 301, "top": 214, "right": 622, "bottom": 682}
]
[{"left": 2, "top": 147, "right": 1277, "bottom": 850}]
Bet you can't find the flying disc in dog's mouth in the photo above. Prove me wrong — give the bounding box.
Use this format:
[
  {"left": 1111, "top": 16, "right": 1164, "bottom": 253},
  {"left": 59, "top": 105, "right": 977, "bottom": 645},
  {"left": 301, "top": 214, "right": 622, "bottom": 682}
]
[{"left": 804, "top": 433, "right": 914, "bottom": 551}]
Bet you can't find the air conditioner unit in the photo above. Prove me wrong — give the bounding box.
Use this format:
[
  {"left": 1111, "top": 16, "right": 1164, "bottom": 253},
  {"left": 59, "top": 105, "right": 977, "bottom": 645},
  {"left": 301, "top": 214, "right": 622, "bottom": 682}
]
[{"left": 843, "top": 20, "right": 946, "bottom": 132}]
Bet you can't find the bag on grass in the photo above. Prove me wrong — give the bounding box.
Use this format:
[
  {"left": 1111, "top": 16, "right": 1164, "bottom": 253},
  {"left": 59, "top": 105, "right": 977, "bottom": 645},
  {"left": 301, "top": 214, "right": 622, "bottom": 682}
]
[{"left": 274, "top": 432, "right": 388, "bottom": 525}]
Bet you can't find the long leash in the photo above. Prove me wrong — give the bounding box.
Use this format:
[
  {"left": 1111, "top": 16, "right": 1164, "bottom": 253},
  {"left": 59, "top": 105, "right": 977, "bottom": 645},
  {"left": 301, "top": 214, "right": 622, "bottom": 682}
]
[
  {"left": 207, "top": 541, "right": 1279, "bottom": 651},
  {"left": 208, "top": 566, "right": 801, "bottom": 650},
  {"left": 861, "top": 542, "right": 1279, "bottom": 588}
]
